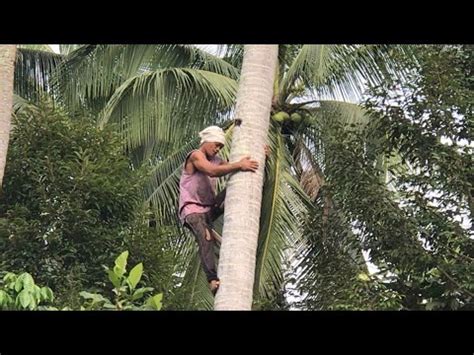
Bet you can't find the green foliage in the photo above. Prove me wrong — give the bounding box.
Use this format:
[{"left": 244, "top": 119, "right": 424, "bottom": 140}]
[
  {"left": 0, "top": 251, "right": 164, "bottom": 311},
  {"left": 298, "top": 195, "right": 403, "bottom": 310},
  {"left": 124, "top": 221, "right": 192, "bottom": 310},
  {"left": 0, "top": 99, "right": 147, "bottom": 304},
  {"left": 297, "top": 45, "right": 473, "bottom": 310},
  {"left": 360, "top": 45, "right": 473, "bottom": 310},
  {"left": 79, "top": 250, "right": 163, "bottom": 310},
  {"left": 0, "top": 271, "right": 55, "bottom": 310},
  {"left": 13, "top": 44, "right": 448, "bottom": 310},
  {"left": 252, "top": 286, "right": 291, "bottom": 311}
]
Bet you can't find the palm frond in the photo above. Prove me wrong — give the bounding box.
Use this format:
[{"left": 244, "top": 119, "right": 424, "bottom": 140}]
[
  {"left": 52, "top": 45, "right": 125, "bottom": 115},
  {"left": 311, "top": 100, "right": 372, "bottom": 131},
  {"left": 98, "top": 68, "right": 237, "bottom": 152},
  {"left": 291, "top": 133, "right": 325, "bottom": 200},
  {"left": 180, "top": 247, "right": 214, "bottom": 310},
  {"left": 14, "top": 48, "right": 65, "bottom": 102},
  {"left": 58, "top": 44, "right": 85, "bottom": 55},
  {"left": 281, "top": 45, "right": 335, "bottom": 100},
  {"left": 219, "top": 44, "right": 245, "bottom": 69},
  {"left": 298, "top": 100, "right": 372, "bottom": 179},
  {"left": 52, "top": 45, "right": 239, "bottom": 116},
  {"left": 281, "top": 45, "right": 415, "bottom": 102},
  {"left": 12, "top": 94, "right": 38, "bottom": 114},
  {"left": 148, "top": 45, "right": 240, "bottom": 79},
  {"left": 17, "top": 45, "right": 55, "bottom": 52},
  {"left": 254, "top": 124, "right": 312, "bottom": 299}
]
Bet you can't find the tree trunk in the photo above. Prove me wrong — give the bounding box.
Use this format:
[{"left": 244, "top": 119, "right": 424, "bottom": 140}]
[
  {"left": 214, "top": 45, "right": 278, "bottom": 310},
  {"left": 0, "top": 45, "right": 16, "bottom": 188}
]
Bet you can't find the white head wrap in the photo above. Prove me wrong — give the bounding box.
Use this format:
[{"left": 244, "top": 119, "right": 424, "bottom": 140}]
[{"left": 199, "top": 126, "right": 226, "bottom": 146}]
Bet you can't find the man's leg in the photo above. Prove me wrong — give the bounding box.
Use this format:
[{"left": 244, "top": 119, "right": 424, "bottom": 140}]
[
  {"left": 209, "top": 188, "right": 226, "bottom": 222},
  {"left": 207, "top": 188, "right": 226, "bottom": 243},
  {"left": 184, "top": 213, "right": 218, "bottom": 283}
]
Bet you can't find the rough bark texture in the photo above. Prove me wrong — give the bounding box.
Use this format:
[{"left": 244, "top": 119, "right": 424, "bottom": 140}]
[{"left": 214, "top": 45, "right": 278, "bottom": 310}]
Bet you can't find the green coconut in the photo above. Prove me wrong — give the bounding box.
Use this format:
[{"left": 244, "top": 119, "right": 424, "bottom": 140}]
[
  {"left": 290, "top": 112, "right": 302, "bottom": 123},
  {"left": 271, "top": 111, "right": 290, "bottom": 122}
]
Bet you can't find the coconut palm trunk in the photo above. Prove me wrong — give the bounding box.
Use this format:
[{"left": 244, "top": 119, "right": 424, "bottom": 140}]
[
  {"left": 214, "top": 45, "right": 278, "bottom": 310},
  {"left": 0, "top": 45, "right": 16, "bottom": 188}
]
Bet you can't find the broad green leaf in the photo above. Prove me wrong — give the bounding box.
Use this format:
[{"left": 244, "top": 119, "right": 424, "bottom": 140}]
[
  {"left": 146, "top": 293, "right": 163, "bottom": 310},
  {"left": 14, "top": 276, "right": 24, "bottom": 292},
  {"left": 41, "top": 287, "right": 54, "bottom": 302},
  {"left": 0, "top": 290, "right": 6, "bottom": 305},
  {"left": 18, "top": 290, "right": 31, "bottom": 309},
  {"left": 127, "top": 263, "right": 143, "bottom": 290},
  {"left": 28, "top": 297, "right": 37, "bottom": 310},
  {"left": 79, "top": 291, "right": 107, "bottom": 305},
  {"left": 3, "top": 272, "right": 17, "bottom": 283},
  {"left": 114, "top": 251, "right": 129, "bottom": 277},
  {"left": 107, "top": 269, "right": 121, "bottom": 288},
  {"left": 33, "top": 285, "right": 42, "bottom": 301},
  {"left": 131, "top": 287, "right": 154, "bottom": 301}
]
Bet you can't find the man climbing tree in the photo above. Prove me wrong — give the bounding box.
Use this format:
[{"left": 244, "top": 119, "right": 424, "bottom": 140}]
[{"left": 178, "top": 125, "right": 259, "bottom": 295}]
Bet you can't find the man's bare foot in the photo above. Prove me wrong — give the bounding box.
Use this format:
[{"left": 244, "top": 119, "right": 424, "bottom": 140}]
[{"left": 210, "top": 280, "right": 220, "bottom": 296}]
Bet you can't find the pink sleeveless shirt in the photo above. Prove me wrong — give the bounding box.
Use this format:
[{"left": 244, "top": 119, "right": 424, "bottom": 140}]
[{"left": 178, "top": 150, "right": 222, "bottom": 223}]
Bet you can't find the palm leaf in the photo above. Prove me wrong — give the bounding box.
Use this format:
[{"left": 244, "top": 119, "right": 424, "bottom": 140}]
[
  {"left": 219, "top": 44, "right": 245, "bottom": 69},
  {"left": 149, "top": 45, "right": 240, "bottom": 79},
  {"left": 12, "top": 94, "right": 38, "bottom": 114},
  {"left": 281, "top": 45, "right": 415, "bottom": 102},
  {"left": 254, "top": 124, "right": 312, "bottom": 299},
  {"left": 14, "top": 48, "right": 65, "bottom": 102},
  {"left": 281, "top": 45, "right": 335, "bottom": 100},
  {"left": 53, "top": 45, "right": 239, "bottom": 115},
  {"left": 98, "top": 68, "right": 237, "bottom": 152},
  {"left": 181, "top": 247, "right": 215, "bottom": 310},
  {"left": 52, "top": 45, "right": 125, "bottom": 115},
  {"left": 310, "top": 100, "right": 372, "bottom": 131},
  {"left": 311, "top": 100, "right": 411, "bottom": 187},
  {"left": 58, "top": 45, "right": 84, "bottom": 55},
  {"left": 17, "top": 45, "right": 55, "bottom": 52},
  {"left": 291, "top": 132, "right": 325, "bottom": 200}
]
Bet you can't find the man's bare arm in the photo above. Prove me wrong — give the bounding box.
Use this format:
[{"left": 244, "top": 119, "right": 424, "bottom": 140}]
[{"left": 191, "top": 151, "right": 258, "bottom": 177}]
